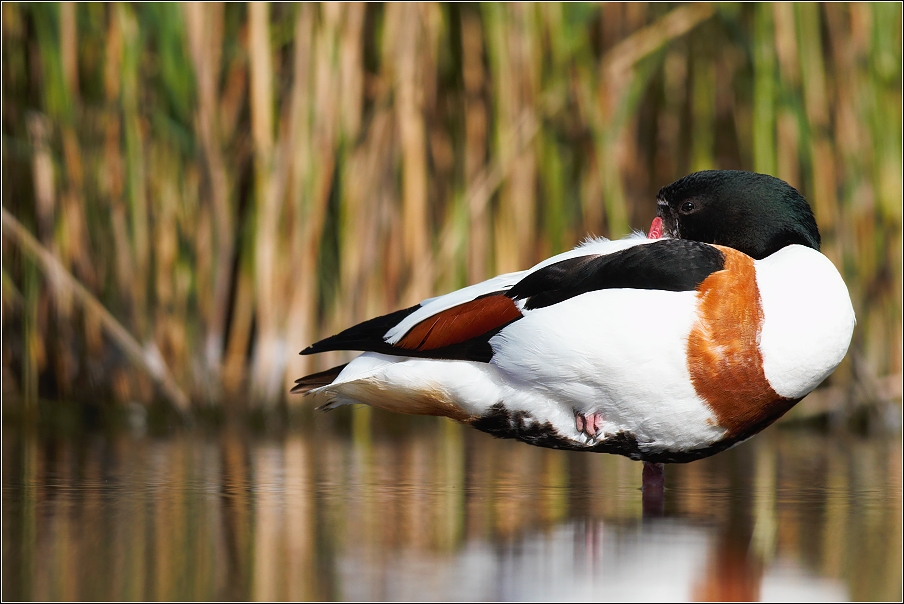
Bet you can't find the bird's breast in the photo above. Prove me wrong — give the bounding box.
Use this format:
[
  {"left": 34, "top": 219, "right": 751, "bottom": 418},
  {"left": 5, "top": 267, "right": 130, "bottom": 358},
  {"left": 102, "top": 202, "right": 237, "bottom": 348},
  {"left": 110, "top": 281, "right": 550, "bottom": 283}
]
[
  {"left": 685, "top": 244, "right": 854, "bottom": 443},
  {"left": 686, "top": 245, "right": 792, "bottom": 441},
  {"left": 754, "top": 245, "right": 855, "bottom": 399}
]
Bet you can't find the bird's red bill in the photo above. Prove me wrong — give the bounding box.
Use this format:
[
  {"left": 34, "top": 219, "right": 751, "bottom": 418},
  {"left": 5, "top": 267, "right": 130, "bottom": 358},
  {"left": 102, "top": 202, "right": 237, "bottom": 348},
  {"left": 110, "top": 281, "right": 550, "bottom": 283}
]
[{"left": 648, "top": 217, "right": 663, "bottom": 239}]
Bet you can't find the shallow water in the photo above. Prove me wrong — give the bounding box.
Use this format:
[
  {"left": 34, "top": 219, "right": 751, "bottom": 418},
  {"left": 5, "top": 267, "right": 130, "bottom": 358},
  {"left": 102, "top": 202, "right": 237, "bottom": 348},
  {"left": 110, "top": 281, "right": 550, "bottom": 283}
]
[{"left": 2, "top": 408, "right": 901, "bottom": 601}]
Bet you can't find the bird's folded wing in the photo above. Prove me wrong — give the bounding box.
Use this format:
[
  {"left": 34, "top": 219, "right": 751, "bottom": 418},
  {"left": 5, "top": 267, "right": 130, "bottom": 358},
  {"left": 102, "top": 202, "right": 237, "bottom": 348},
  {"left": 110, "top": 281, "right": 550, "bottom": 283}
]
[
  {"left": 300, "top": 291, "right": 522, "bottom": 362},
  {"left": 301, "top": 239, "right": 725, "bottom": 362}
]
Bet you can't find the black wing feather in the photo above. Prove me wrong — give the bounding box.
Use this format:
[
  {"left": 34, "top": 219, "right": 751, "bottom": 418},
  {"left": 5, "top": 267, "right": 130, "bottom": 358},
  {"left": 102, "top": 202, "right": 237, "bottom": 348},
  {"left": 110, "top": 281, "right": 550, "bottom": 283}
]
[
  {"left": 291, "top": 363, "right": 349, "bottom": 393},
  {"left": 301, "top": 304, "right": 421, "bottom": 355},
  {"left": 300, "top": 302, "right": 509, "bottom": 362},
  {"left": 508, "top": 239, "right": 725, "bottom": 310}
]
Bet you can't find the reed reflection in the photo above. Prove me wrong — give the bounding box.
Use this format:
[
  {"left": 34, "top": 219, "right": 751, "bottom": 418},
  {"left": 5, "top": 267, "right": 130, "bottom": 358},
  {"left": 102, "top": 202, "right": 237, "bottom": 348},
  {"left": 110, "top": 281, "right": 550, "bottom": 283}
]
[{"left": 1, "top": 412, "right": 900, "bottom": 601}]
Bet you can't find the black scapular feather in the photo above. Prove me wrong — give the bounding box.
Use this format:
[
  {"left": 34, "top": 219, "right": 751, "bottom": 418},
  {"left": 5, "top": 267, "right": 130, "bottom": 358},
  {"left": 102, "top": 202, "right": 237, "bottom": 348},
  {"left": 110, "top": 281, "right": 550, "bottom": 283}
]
[{"left": 508, "top": 239, "right": 725, "bottom": 310}]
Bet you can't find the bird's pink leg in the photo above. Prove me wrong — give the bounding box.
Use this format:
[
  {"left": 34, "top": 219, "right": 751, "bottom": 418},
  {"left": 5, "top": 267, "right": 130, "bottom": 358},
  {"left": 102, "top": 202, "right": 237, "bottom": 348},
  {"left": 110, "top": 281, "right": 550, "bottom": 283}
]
[{"left": 574, "top": 411, "right": 605, "bottom": 440}]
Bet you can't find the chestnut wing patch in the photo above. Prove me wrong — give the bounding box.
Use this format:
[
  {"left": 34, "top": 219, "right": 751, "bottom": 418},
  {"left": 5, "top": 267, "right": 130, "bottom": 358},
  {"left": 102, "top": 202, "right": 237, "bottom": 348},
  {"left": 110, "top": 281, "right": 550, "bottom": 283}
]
[
  {"left": 397, "top": 294, "right": 522, "bottom": 350},
  {"left": 508, "top": 239, "right": 725, "bottom": 310},
  {"left": 300, "top": 294, "right": 520, "bottom": 362}
]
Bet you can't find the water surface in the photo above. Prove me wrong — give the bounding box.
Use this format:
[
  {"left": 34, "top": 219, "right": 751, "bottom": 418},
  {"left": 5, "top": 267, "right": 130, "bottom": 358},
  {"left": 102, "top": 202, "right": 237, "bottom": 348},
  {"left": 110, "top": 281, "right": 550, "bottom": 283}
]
[{"left": 2, "top": 408, "right": 901, "bottom": 601}]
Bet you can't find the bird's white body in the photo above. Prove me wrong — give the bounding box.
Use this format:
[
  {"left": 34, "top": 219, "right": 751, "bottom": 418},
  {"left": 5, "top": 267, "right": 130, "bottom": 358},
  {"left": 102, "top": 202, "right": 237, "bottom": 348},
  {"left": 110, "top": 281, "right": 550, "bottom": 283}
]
[{"left": 308, "top": 234, "right": 854, "bottom": 461}]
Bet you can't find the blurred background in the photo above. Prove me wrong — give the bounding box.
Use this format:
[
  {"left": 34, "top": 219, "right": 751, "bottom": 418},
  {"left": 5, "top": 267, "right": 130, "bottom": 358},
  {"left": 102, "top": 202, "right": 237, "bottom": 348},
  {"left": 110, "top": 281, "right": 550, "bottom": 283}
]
[
  {"left": 2, "top": 3, "right": 902, "bottom": 602},
  {"left": 1, "top": 2, "right": 901, "bottom": 416}
]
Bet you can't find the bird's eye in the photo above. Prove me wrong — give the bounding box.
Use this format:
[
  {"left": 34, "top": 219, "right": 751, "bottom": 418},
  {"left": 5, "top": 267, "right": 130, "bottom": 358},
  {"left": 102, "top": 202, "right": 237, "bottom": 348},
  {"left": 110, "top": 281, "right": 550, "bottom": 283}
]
[{"left": 680, "top": 201, "right": 695, "bottom": 214}]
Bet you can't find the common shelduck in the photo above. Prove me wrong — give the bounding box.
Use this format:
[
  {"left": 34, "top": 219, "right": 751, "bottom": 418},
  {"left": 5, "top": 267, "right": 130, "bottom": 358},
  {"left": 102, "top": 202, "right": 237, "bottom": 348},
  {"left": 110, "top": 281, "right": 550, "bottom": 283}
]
[{"left": 294, "top": 170, "right": 855, "bottom": 468}]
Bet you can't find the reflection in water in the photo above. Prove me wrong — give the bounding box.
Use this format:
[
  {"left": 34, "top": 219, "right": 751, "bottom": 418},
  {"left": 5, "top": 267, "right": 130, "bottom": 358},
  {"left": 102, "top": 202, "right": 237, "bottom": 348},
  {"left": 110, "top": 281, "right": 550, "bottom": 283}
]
[
  {"left": 337, "top": 521, "right": 848, "bottom": 601},
  {"left": 2, "top": 409, "right": 901, "bottom": 601}
]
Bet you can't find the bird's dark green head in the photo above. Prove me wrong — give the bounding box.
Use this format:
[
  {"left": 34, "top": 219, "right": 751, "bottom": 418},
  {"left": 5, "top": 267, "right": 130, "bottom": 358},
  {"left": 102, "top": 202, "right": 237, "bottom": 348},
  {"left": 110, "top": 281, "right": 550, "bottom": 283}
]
[{"left": 655, "top": 170, "right": 821, "bottom": 260}]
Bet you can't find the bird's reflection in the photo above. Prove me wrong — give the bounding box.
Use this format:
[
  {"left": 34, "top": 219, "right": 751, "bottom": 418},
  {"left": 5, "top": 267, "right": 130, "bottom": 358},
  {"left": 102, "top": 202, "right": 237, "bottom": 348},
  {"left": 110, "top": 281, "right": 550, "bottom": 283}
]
[
  {"left": 330, "top": 414, "right": 854, "bottom": 601},
  {"left": 336, "top": 517, "right": 780, "bottom": 601},
  {"left": 693, "top": 533, "right": 763, "bottom": 601},
  {"left": 3, "top": 417, "right": 887, "bottom": 601},
  {"left": 335, "top": 513, "right": 844, "bottom": 601}
]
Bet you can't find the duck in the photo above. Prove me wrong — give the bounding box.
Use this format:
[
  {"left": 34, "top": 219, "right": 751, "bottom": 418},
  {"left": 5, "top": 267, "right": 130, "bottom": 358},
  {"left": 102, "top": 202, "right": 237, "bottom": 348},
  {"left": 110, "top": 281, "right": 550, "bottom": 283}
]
[{"left": 293, "top": 170, "right": 855, "bottom": 474}]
